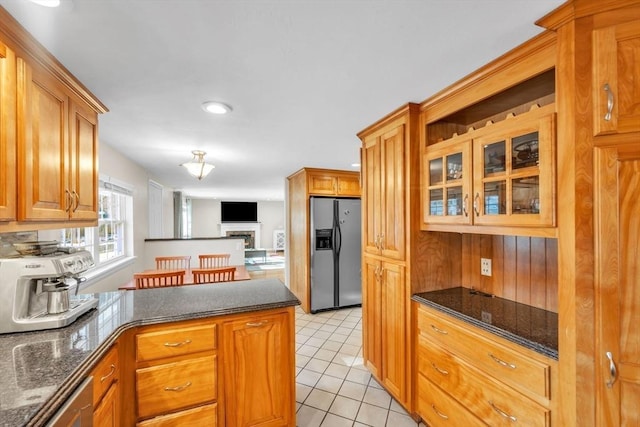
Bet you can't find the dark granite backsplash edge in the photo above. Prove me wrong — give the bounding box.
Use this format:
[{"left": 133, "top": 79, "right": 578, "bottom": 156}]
[{"left": 412, "top": 293, "right": 559, "bottom": 360}]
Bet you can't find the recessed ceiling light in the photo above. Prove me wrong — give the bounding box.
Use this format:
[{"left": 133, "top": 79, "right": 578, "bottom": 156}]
[
  {"left": 202, "top": 101, "right": 232, "bottom": 115},
  {"left": 351, "top": 163, "right": 361, "bottom": 168},
  {"left": 27, "top": 0, "right": 61, "bottom": 7}
]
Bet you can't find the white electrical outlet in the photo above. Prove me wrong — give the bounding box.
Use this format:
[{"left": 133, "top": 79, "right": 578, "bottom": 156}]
[{"left": 481, "top": 258, "right": 492, "bottom": 276}]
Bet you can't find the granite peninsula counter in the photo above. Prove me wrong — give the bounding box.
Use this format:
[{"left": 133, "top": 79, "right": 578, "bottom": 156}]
[{"left": 0, "top": 278, "right": 299, "bottom": 426}]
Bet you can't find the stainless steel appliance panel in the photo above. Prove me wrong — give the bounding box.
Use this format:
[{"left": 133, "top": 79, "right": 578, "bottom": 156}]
[
  {"left": 310, "top": 197, "right": 362, "bottom": 313},
  {"left": 336, "top": 198, "right": 361, "bottom": 307},
  {"left": 310, "top": 197, "right": 336, "bottom": 312}
]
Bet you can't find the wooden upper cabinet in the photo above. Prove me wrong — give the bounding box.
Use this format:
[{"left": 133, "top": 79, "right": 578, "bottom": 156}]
[
  {"left": 422, "top": 104, "right": 556, "bottom": 233},
  {"left": 361, "top": 124, "right": 406, "bottom": 260},
  {"left": 592, "top": 19, "right": 640, "bottom": 136},
  {"left": 17, "top": 57, "right": 70, "bottom": 221},
  {"left": 307, "top": 170, "right": 360, "bottom": 196},
  {"left": 471, "top": 106, "right": 556, "bottom": 228},
  {"left": 69, "top": 98, "right": 99, "bottom": 220},
  {"left": 0, "top": 41, "right": 16, "bottom": 221},
  {"left": 17, "top": 57, "right": 98, "bottom": 222},
  {"left": 423, "top": 136, "right": 473, "bottom": 225}
]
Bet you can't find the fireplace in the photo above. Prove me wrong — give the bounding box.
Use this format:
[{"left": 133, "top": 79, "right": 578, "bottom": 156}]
[
  {"left": 219, "top": 223, "right": 261, "bottom": 249},
  {"left": 226, "top": 231, "right": 255, "bottom": 249}
]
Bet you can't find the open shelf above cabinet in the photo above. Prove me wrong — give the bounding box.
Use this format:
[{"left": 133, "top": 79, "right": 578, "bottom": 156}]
[{"left": 425, "top": 69, "right": 555, "bottom": 147}]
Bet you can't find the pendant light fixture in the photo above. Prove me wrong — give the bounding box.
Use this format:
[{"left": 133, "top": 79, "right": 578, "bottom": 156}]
[{"left": 181, "top": 150, "right": 215, "bottom": 180}]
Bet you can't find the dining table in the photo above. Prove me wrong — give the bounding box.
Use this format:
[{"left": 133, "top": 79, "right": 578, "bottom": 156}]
[{"left": 118, "top": 264, "right": 251, "bottom": 290}]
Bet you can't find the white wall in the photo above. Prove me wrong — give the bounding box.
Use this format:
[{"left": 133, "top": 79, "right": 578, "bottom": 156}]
[
  {"left": 191, "top": 199, "right": 285, "bottom": 249},
  {"left": 81, "top": 143, "right": 176, "bottom": 292}
]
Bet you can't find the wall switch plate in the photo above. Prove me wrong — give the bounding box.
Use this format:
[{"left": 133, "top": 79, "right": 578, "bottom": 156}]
[{"left": 481, "top": 258, "right": 492, "bottom": 276}]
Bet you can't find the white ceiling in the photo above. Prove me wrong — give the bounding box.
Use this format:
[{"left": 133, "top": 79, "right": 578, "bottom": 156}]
[{"left": 0, "top": 0, "right": 564, "bottom": 201}]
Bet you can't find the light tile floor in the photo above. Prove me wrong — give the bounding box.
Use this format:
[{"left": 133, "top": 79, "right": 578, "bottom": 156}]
[{"left": 294, "top": 306, "right": 425, "bottom": 427}]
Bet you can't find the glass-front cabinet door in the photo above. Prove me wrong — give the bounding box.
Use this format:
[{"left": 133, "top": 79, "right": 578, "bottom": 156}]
[
  {"left": 472, "top": 108, "right": 556, "bottom": 227},
  {"left": 423, "top": 136, "right": 472, "bottom": 225}
]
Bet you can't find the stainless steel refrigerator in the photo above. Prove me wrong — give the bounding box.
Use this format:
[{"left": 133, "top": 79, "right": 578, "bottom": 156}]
[{"left": 310, "top": 197, "right": 361, "bottom": 313}]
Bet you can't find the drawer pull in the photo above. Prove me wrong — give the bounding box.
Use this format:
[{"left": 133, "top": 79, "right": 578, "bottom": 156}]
[
  {"left": 489, "top": 401, "right": 517, "bottom": 422},
  {"left": 431, "top": 404, "right": 449, "bottom": 420},
  {"left": 431, "top": 362, "right": 449, "bottom": 376},
  {"left": 430, "top": 324, "right": 448, "bottom": 335},
  {"left": 100, "top": 364, "right": 116, "bottom": 383},
  {"left": 164, "top": 381, "right": 192, "bottom": 392},
  {"left": 603, "top": 83, "right": 614, "bottom": 121},
  {"left": 163, "top": 339, "right": 192, "bottom": 347},
  {"left": 246, "top": 321, "right": 268, "bottom": 327},
  {"left": 605, "top": 351, "right": 618, "bottom": 388},
  {"left": 489, "top": 353, "right": 516, "bottom": 369}
]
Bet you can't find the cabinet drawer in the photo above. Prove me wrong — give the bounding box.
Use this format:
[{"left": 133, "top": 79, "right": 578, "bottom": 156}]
[
  {"left": 93, "top": 382, "right": 118, "bottom": 427},
  {"left": 92, "top": 344, "right": 119, "bottom": 406},
  {"left": 417, "top": 306, "right": 551, "bottom": 399},
  {"left": 136, "top": 403, "right": 217, "bottom": 427},
  {"left": 419, "top": 339, "right": 549, "bottom": 427},
  {"left": 137, "top": 324, "right": 216, "bottom": 362},
  {"left": 416, "top": 373, "right": 485, "bottom": 427},
  {"left": 136, "top": 355, "right": 217, "bottom": 420}
]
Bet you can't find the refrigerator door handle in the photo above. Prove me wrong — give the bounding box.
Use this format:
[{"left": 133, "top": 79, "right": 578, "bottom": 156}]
[{"left": 333, "top": 201, "right": 342, "bottom": 257}]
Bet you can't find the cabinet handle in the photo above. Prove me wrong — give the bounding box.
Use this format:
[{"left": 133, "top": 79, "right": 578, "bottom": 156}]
[
  {"left": 164, "top": 381, "right": 192, "bottom": 392},
  {"left": 463, "top": 194, "right": 469, "bottom": 217},
  {"left": 431, "top": 362, "right": 449, "bottom": 375},
  {"left": 431, "top": 404, "right": 449, "bottom": 420},
  {"left": 379, "top": 233, "right": 385, "bottom": 250},
  {"left": 473, "top": 193, "right": 480, "bottom": 216},
  {"left": 605, "top": 351, "right": 618, "bottom": 388},
  {"left": 489, "top": 401, "right": 517, "bottom": 422},
  {"left": 603, "top": 83, "right": 614, "bottom": 122},
  {"left": 374, "top": 234, "right": 380, "bottom": 250},
  {"left": 163, "top": 339, "right": 192, "bottom": 347},
  {"left": 488, "top": 353, "right": 516, "bottom": 369},
  {"left": 100, "top": 364, "right": 116, "bottom": 382},
  {"left": 72, "top": 190, "right": 80, "bottom": 212},
  {"left": 246, "top": 321, "right": 268, "bottom": 327},
  {"left": 65, "top": 189, "right": 73, "bottom": 213},
  {"left": 430, "top": 324, "right": 448, "bottom": 335}
]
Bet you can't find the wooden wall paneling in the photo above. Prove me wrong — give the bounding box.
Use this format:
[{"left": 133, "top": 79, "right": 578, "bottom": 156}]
[
  {"left": 545, "top": 238, "right": 558, "bottom": 311},
  {"left": 458, "top": 234, "right": 558, "bottom": 312},
  {"left": 501, "top": 235, "right": 518, "bottom": 301},
  {"left": 491, "top": 235, "right": 505, "bottom": 298},
  {"left": 516, "top": 236, "right": 532, "bottom": 306},
  {"left": 410, "top": 231, "right": 462, "bottom": 293},
  {"left": 530, "top": 237, "right": 548, "bottom": 309},
  {"left": 460, "top": 233, "right": 472, "bottom": 288}
]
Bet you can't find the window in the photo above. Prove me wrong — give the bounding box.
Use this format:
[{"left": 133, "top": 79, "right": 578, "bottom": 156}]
[{"left": 58, "top": 179, "right": 133, "bottom": 267}]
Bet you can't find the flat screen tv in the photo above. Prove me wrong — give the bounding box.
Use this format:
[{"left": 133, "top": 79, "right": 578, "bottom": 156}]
[{"left": 221, "top": 201, "right": 258, "bottom": 223}]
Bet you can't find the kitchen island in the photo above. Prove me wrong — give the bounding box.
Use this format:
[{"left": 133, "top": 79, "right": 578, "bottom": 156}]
[{"left": 0, "top": 278, "right": 299, "bottom": 426}]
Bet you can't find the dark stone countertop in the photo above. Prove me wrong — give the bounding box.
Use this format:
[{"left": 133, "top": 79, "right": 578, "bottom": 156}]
[
  {"left": 412, "top": 287, "right": 558, "bottom": 360},
  {"left": 0, "top": 279, "right": 299, "bottom": 427}
]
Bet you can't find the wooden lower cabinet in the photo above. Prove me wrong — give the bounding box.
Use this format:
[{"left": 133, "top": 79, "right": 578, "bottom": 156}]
[
  {"left": 136, "top": 355, "right": 217, "bottom": 420},
  {"left": 93, "top": 383, "right": 119, "bottom": 427},
  {"left": 416, "top": 373, "right": 484, "bottom": 427},
  {"left": 362, "top": 255, "right": 408, "bottom": 407},
  {"left": 92, "top": 344, "right": 119, "bottom": 427},
  {"left": 123, "top": 307, "right": 295, "bottom": 427},
  {"left": 137, "top": 403, "right": 217, "bottom": 427},
  {"left": 222, "top": 311, "right": 295, "bottom": 427},
  {"left": 414, "top": 303, "right": 556, "bottom": 426}
]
